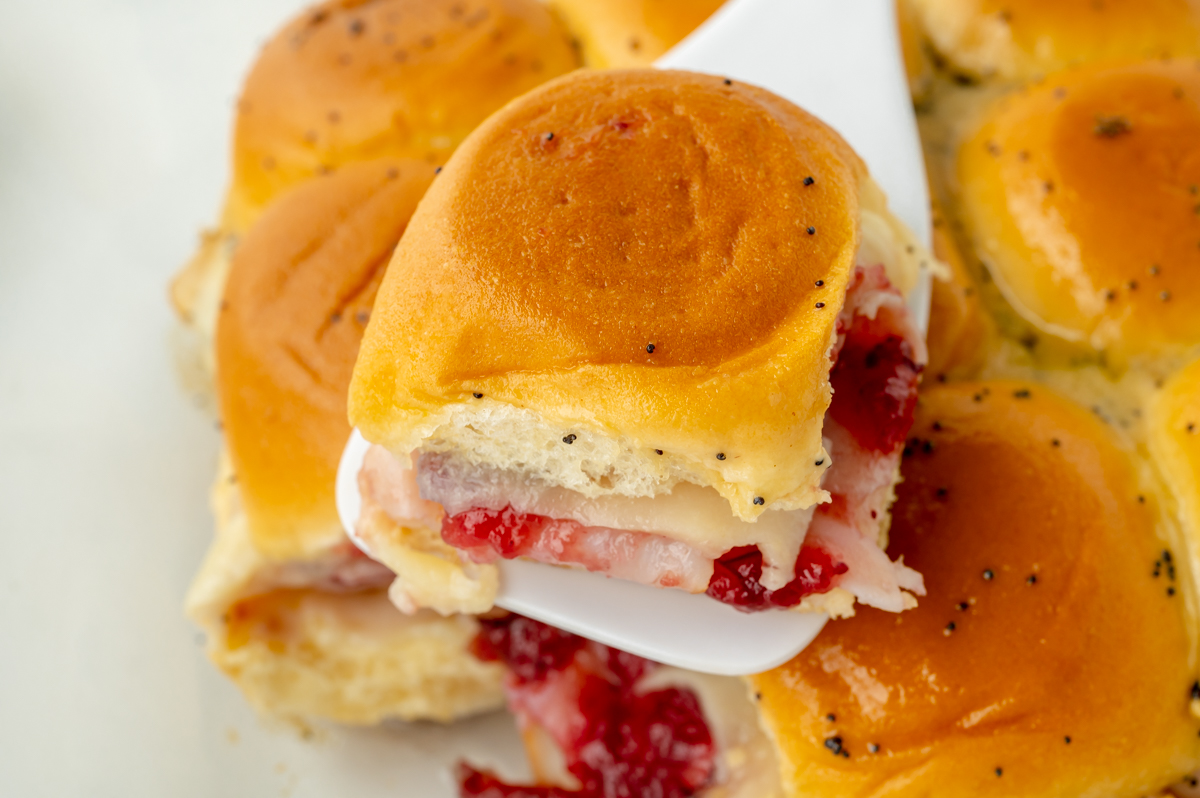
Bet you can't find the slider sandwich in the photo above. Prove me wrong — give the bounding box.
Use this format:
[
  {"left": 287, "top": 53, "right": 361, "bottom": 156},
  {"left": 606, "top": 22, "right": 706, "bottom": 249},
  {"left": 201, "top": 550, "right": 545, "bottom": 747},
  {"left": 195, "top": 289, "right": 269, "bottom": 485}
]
[
  {"left": 348, "top": 68, "right": 931, "bottom": 619},
  {"left": 460, "top": 382, "right": 1200, "bottom": 797},
  {"left": 186, "top": 159, "right": 507, "bottom": 723},
  {"left": 176, "top": 0, "right": 581, "bottom": 723}
]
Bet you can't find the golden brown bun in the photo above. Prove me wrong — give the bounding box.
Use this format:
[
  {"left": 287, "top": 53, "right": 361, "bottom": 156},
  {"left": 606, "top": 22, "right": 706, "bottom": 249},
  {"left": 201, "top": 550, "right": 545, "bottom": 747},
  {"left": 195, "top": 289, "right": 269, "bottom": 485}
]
[
  {"left": 350, "top": 68, "right": 878, "bottom": 520},
  {"left": 217, "top": 159, "right": 436, "bottom": 559},
  {"left": 910, "top": 0, "right": 1200, "bottom": 81},
  {"left": 751, "top": 381, "right": 1199, "bottom": 797},
  {"left": 924, "top": 199, "right": 990, "bottom": 380},
  {"left": 957, "top": 60, "right": 1200, "bottom": 364},
  {"left": 1152, "top": 357, "right": 1200, "bottom": 584},
  {"left": 186, "top": 452, "right": 505, "bottom": 724},
  {"left": 547, "top": 0, "right": 725, "bottom": 67},
  {"left": 223, "top": 0, "right": 580, "bottom": 231}
]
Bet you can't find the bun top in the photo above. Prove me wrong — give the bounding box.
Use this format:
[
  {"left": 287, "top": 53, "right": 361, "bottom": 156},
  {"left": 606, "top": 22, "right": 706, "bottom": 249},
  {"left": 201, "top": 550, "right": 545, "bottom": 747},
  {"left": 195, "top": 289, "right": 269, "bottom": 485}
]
[
  {"left": 547, "top": 0, "right": 726, "bottom": 67},
  {"left": 750, "top": 382, "right": 1198, "bottom": 797},
  {"left": 957, "top": 60, "right": 1200, "bottom": 364},
  {"left": 350, "top": 69, "right": 871, "bottom": 519},
  {"left": 218, "top": 159, "right": 436, "bottom": 559},
  {"left": 223, "top": 0, "right": 579, "bottom": 231},
  {"left": 910, "top": 0, "right": 1200, "bottom": 80}
]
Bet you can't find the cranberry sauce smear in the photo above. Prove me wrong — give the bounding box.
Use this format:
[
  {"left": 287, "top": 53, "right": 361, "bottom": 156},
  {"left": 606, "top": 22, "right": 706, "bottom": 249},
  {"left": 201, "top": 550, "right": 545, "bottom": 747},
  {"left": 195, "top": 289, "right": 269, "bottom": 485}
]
[
  {"left": 461, "top": 615, "right": 715, "bottom": 798},
  {"left": 706, "top": 544, "right": 848, "bottom": 612},
  {"left": 443, "top": 505, "right": 568, "bottom": 562},
  {"left": 472, "top": 615, "right": 587, "bottom": 683},
  {"left": 828, "top": 284, "right": 922, "bottom": 454}
]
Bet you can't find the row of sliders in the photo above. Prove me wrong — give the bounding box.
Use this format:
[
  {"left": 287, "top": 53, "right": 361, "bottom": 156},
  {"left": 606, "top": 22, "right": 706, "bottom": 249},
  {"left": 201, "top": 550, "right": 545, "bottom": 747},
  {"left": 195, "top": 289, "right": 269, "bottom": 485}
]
[{"left": 172, "top": 0, "right": 1200, "bottom": 795}]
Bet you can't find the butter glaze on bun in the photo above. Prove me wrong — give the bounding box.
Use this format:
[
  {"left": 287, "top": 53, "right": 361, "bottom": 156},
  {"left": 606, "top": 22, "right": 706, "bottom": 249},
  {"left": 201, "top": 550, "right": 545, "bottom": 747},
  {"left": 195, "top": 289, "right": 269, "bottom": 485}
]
[
  {"left": 957, "top": 60, "right": 1200, "bottom": 363},
  {"left": 218, "top": 159, "right": 436, "bottom": 559},
  {"left": 910, "top": 0, "right": 1200, "bottom": 81},
  {"left": 751, "top": 382, "right": 1199, "bottom": 797},
  {"left": 350, "top": 68, "right": 896, "bottom": 520},
  {"left": 189, "top": 159, "right": 508, "bottom": 723},
  {"left": 547, "top": 0, "right": 725, "bottom": 67},
  {"left": 1152, "top": 357, "right": 1200, "bottom": 577},
  {"left": 224, "top": 0, "right": 580, "bottom": 231}
]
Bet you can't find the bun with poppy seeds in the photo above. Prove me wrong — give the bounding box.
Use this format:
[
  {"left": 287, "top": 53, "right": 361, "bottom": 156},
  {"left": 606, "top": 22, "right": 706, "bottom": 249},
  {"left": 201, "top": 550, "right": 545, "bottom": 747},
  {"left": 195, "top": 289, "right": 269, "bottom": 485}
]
[
  {"left": 347, "top": 68, "right": 933, "bottom": 622},
  {"left": 749, "top": 381, "right": 1200, "bottom": 797},
  {"left": 956, "top": 59, "right": 1200, "bottom": 365}
]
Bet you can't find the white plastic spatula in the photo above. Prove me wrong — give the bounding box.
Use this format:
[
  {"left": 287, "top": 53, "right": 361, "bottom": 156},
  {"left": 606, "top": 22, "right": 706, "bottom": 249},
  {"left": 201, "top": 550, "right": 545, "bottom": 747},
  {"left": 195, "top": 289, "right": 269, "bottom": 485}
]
[{"left": 336, "top": 0, "right": 931, "bottom": 677}]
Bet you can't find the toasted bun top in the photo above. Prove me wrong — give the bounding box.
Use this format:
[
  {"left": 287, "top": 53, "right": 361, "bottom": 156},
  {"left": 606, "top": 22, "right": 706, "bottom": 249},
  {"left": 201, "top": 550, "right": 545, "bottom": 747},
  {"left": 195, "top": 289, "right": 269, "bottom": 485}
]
[
  {"left": 217, "top": 159, "right": 436, "bottom": 559},
  {"left": 1152, "top": 357, "right": 1200, "bottom": 561},
  {"left": 547, "top": 0, "right": 725, "bottom": 67},
  {"left": 910, "top": 0, "right": 1200, "bottom": 80},
  {"left": 957, "top": 60, "right": 1200, "bottom": 364},
  {"left": 350, "top": 69, "right": 872, "bottom": 519},
  {"left": 750, "top": 381, "right": 1198, "bottom": 797},
  {"left": 223, "top": 0, "right": 579, "bottom": 231}
]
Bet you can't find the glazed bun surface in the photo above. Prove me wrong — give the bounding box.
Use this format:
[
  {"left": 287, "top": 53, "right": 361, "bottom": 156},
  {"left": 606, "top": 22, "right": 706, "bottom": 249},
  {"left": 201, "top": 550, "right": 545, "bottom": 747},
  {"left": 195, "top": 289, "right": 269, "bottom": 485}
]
[
  {"left": 350, "top": 68, "right": 871, "bottom": 519},
  {"left": 547, "top": 0, "right": 725, "bottom": 67},
  {"left": 217, "top": 159, "right": 436, "bottom": 559},
  {"left": 957, "top": 60, "right": 1200, "bottom": 363},
  {"left": 1152, "top": 357, "right": 1200, "bottom": 571},
  {"left": 751, "top": 382, "right": 1199, "bottom": 797},
  {"left": 224, "top": 0, "right": 579, "bottom": 231},
  {"left": 910, "top": 0, "right": 1200, "bottom": 80}
]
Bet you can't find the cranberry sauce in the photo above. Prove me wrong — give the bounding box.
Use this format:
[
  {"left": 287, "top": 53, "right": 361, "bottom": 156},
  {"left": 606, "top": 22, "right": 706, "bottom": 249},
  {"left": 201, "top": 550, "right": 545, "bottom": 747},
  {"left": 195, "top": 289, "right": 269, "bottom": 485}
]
[
  {"left": 828, "top": 278, "right": 921, "bottom": 454},
  {"left": 706, "top": 544, "right": 848, "bottom": 611},
  {"left": 471, "top": 614, "right": 587, "bottom": 683},
  {"left": 442, "top": 505, "right": 573, "bottom": 562},
  {"left": 460, "top": 615, "right": 715, "bottom": 798}
]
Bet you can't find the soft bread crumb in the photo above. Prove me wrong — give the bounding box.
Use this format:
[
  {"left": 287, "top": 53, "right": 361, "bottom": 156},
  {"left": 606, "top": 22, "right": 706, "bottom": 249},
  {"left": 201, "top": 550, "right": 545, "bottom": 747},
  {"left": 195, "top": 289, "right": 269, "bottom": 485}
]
[
  {"left": 415, "top": 401, "right": 686, "bottom": 499},
  {"left": 212, "top": 588, "right": 504, "bottom": 725},
  {"left": 796, "top": 587, "right": 858, "bottom": 620},
  {"left": 356, "top": 507, "right": 498, "bottom": 617}
]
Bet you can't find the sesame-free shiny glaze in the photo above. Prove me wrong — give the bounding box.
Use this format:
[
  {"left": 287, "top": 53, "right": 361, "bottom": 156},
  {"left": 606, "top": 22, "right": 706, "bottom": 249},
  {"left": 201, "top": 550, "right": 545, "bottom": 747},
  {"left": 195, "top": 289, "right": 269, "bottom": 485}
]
[
  {"left": 751, "top": 382, "right": 1199, "bottom": 798},
  {"left": 217, "top": 160, "right": 435, "bottom": 558},
  {"left": 958, "top": 61, "right": 1200, "bottom": 363},
  {"left": 225, "top": 0, "right": 579, "bottom": 230},
  {"left": 910, "top": 0, "right": 1200, "bottom": 80},
  {"left": 548, "top": 0, "right": 727, "bottom": 68}
]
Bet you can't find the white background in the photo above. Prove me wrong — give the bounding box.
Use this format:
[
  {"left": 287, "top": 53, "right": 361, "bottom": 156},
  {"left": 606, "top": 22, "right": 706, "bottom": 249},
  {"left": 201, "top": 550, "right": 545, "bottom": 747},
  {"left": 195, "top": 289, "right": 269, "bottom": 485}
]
[{"left": 0, "top": 1, "right": 527, "bottom": 794}]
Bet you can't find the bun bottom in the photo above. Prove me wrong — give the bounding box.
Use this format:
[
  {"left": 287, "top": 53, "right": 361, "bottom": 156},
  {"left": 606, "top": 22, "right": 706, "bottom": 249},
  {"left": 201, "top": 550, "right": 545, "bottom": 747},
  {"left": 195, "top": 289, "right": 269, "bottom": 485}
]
[{"left": 186, "top": 451, "right": 504, "bottom": 724}]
